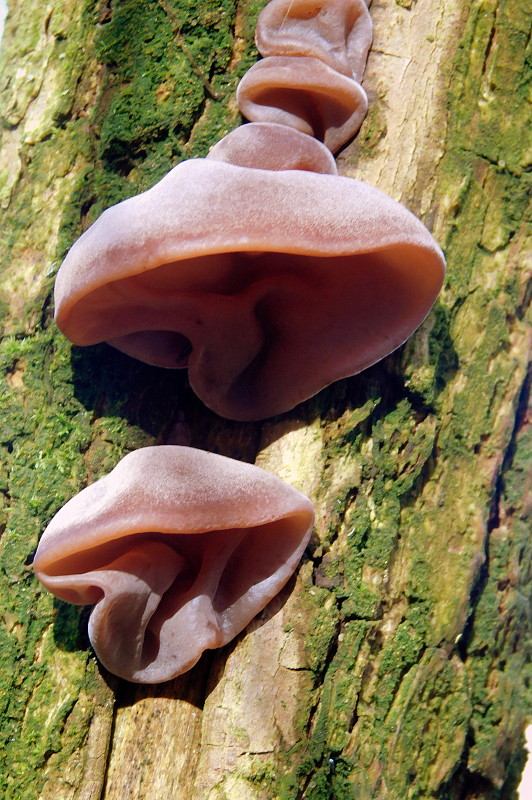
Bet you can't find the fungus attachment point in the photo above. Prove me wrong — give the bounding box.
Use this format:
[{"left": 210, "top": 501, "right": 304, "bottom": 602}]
[{"left": 33, "top": 446, "right": 314, "bottom": 683}]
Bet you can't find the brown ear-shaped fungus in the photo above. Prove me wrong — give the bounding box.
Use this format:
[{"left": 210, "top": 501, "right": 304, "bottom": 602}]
[
  {"left": 236, "top": 55, "right": 368, "bottom": 152},
  {"left": 206, "top": 122, "right": 338, "bottom": 174},
  {"left": 53, "top": 0, "right": 445, "bottom": 421},
  {"left": 256, "top": 0, "right": 373, "bottom": 81},
  {"left": 54, "top": 155, "right": 445, "bottom": 421},
  {"left": 237, "top": 0, "right": 372, "bottom": 151},
  {"left": 33, "top": 446, "right": 314, "bottom": 683}
]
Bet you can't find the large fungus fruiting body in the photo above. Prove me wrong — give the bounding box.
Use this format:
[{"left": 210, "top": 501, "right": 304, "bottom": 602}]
[
  {"left": 54, "top": 0, "right": 446, "bottom": 422},
  {"left": 33, "top": 447, "right": 314, "bottom": 683}
]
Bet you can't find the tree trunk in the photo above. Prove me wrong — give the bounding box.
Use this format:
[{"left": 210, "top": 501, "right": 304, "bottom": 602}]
[{"left": 0, "top": 0, "right": 529, "bottom": 798}]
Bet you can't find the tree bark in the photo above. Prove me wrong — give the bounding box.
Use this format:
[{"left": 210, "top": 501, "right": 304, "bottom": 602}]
[{"left": 0, "top": 0, "right": 529, "bottom": 799}]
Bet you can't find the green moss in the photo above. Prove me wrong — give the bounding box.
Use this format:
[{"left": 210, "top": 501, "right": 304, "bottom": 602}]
[
  {"left": 0, "top": 289, "right": 156, "bottom": 795},
  {"left": 300, "top": 589, "right": 339, "bottom": 677},
  {"left": 1, "top": 2, "right": 245, "bottom": 790},
  {"left": 402, "top": 299, "right": 458, "bottom": 407},
  {"left": 449, "top": 2, "right": 530, "bottom": 175},
  {"left": 357, "top": 101, "right": 388, "bottom": 158},
  {"left": 324, "top": 397, "right": 380, "bottom": 457},
  {"left": 243, "top": 760, "right": 277, "bottom": 787},
  {"left": 418, "top": 0, "right": 532, "bottom": 790},
  {"left": 300, "top": 759, "right": 355, "bottom": 800},
  {"left": 315, "top": 398, "right": 439, "bottom": 629},
  {"left": 462, "top": 418, "right": 532, "bottom": 779},
  {"left": 233, "top": 0, "right": 268, "bottom": 77},
  {"left": 186, "top": 94, "right": 240, "bottom": 157},
  {"left": 375, "top": 606, "right": 428, "bottom": 720},
  {"left": 41, "top": 0, "right": 241, "bottom": 248},
  {"left": 380, "top": 649, "right": 472, "bottom": 799}
]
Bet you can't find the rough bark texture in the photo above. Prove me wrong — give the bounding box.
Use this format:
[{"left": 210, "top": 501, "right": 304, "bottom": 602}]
[{"left": 0, "top": 1, "right": 530, "bottom": 799}]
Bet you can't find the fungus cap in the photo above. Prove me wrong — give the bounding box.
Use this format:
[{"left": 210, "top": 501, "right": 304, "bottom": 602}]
[
  {"left": 54, "top": 157, "right": 445, "bottom": 421},
  {"left": 255, "top": 0, "right": 373, "bottom": 81},
  {"left": 207, "top": 122, "right": 338, "bottom": 174},
  {"left": 33, "top": 446, "right": 314, "bottom": 683},
  {"left": 236, "top": 55, "right": 368, "bottom": 152}
]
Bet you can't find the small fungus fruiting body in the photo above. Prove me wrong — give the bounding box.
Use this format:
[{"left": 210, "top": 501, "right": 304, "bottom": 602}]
[
  {"left": 33, "top": 447, "right": 314, "bottom": 683},
  {"left": 53, "top": 0, "right": 445, "bottom": 422},
  {"left": 238, "top": 0, "right": 372, "bottom": 151}
]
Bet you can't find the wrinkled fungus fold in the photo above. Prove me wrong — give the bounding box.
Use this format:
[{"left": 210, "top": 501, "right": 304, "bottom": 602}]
[
  {"left": 33, "top": 446, "right": 314, "bottom": 683},
  {"left": 256, "top": 0, "right": 373, "bottom": 81}
]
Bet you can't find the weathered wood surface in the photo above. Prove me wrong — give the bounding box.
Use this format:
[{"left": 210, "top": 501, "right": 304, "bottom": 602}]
[{"left": 0, "top": 1, "right": 530, "bottom": 798}]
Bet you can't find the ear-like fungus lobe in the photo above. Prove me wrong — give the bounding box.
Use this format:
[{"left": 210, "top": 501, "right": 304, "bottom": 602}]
[
  {"left": 33, "top": 446, "right": 314, "bottom": 683},
  {"left": 55, "top": 158, "right": 445, "bottom": 421},
  {"left": 53, "top": 0, "right": 445, "bottom": 421},
  {"left": 238, "top": 0, "right": 372, "bottom": 151}
]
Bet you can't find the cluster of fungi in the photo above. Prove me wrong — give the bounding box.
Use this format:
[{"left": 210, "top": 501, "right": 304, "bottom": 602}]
[{"left": 34, "top": 0, "right": 445, "bottom": 683}]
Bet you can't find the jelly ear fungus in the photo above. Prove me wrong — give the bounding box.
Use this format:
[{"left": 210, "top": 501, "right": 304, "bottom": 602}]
[
  {"left": 35, "top": 0, "right": 447, "bottom": 683},
  {"left": 53, "top": 0, "right": 445, "bottom": 423},
  {"left": 33, "top": 447, "right": 314, "bottom": 683}
]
